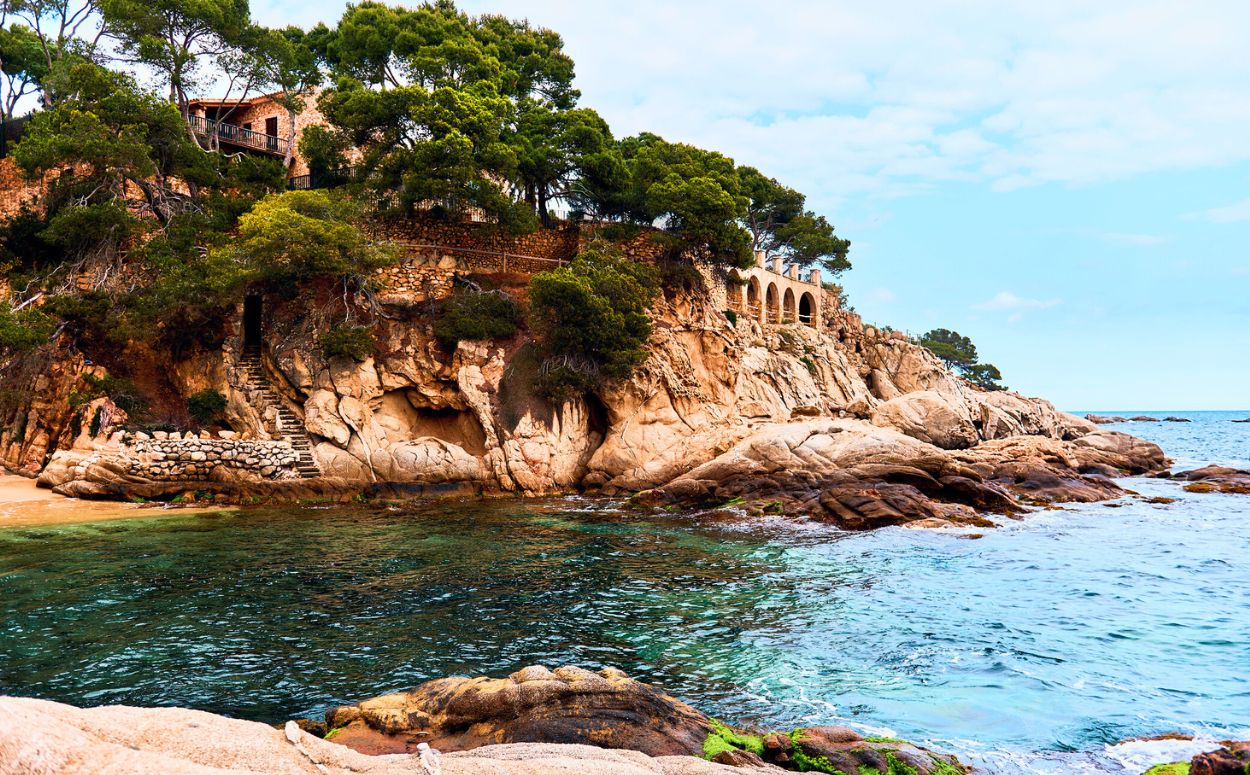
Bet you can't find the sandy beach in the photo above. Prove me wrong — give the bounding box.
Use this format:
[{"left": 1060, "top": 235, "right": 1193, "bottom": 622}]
[{"left": 0, "top": 474, "right": 234, "bottom": 528}]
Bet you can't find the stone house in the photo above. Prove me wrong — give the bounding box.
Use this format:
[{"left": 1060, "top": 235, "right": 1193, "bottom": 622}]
[{"left": 187, "top": 88, "right": 330, "bottom": 178}]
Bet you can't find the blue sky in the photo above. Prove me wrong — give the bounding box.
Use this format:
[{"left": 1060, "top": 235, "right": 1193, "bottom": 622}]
[{"left": 251, "top": 0, "right": 1250, "bottom": 410}]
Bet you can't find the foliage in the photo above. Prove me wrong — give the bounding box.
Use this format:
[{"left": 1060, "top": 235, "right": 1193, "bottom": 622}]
[
  {"left": 740, "top": 166, "right": 850, "bottom": 274},
  {"left": 0, "top": 305, "right": 53, "bottom": 355},
  {"left": 655, "top": 258, "right": 703, "bottom": 294},
  {"left": 722, "top": 309, "right": 737, "bottom": 326},
  {"left": 319, "top": 322, "right": 375, "bottom": 361},
  {"left": 964, "top": 362, "right": 1004, "bottom": 391},
  {"left": 186, "top": 388, "right": 227, "bottom": 425},
  {"left": 433, "top": 288, "right": 520, "bottom": 346},
  {"left": 99, "top": 0, "right": 252, "bottom": 116},
  {"left": 917, "top": 328, "right": 1005, "bottom": 390},
  {"left": 226, "top": 190, "right": 397, "bottom": 283},
  {"left": 0, "top": 23, "right": 49, "bottom": 120},
  {"left": 918, "top": 328, "right": 978, "bottom": 369},
  {"left": 616, "top": 132, "right": 752, "bottom": 267},
  {"left": 1142, "top": 764, "right": 1189, "bottom": 775},
  {"left": 528, "top": 243, "right": 658, "bottom": 399}
]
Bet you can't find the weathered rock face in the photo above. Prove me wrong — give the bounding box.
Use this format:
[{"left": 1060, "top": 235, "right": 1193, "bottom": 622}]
[
  {"left": 634, "top": 420, "right": 1167, "bottom": 529},
  {"left": 0, "top": 696, "right": 775, "bottom": 775},
  {"left": 325, "top": 666, "right": 713, "bottom": 758},
  {"left": 320, "top": 668, "right": 966, "bottom": 774},
  {"left": 16, "top": 263, "right": 1167, "bottom": 519},
  {"left": 1190, "top": 741, "right": 1250, "bottom": 775}
]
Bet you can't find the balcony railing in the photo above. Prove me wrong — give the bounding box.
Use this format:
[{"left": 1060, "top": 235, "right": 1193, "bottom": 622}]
[{"left": 188, "top": 114, "right": 287, "bottom": 156}]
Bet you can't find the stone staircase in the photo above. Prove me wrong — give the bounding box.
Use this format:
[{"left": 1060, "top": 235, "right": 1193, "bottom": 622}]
[{"left": 236, "top": 348, "right": 321, "bottom": 478}]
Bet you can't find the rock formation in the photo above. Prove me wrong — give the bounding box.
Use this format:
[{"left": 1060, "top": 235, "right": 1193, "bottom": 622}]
[
  {"left": 15, "top": 262, "right": 1169, "bottom": 524},
  {"left": 321, "top": 667, "right": 965, "bottom": 775},
  {"left": 323, "top": 666, "right": 713, "bottom": 757},
  {"left": 0, "top": 696, "right": 772, "bottom": 775},
  {"left": 1175, "top": 466, "right": 1250, "bottom": 495}
]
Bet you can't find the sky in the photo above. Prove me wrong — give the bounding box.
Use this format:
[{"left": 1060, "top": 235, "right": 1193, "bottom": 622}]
[{"left": 252, "top": 0, "right": 1250, "bottom": 410}]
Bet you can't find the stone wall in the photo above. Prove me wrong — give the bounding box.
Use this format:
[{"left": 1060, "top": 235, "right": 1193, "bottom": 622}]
[
  {"left": 376, "top": 219, "right": 582, "bottom": 263},
  {"left": 127, "top": 433, "right": 300, "bottom": 481}
]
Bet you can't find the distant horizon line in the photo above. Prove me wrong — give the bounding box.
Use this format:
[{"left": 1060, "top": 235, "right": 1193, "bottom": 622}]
[{"left": 1067, "top": 409, "right": 1250, "bottom": 414}]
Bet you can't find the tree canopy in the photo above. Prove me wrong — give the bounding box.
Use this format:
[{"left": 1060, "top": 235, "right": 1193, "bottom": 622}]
[
  {"left": 917, "top": 328, "right": 1005, "bottom": 390},
  {"left": 0, "top": 0, "right": 860, "bottom": 360}
]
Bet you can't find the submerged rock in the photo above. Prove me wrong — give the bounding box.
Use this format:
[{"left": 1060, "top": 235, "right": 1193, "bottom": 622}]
[
  {"left": 1086, "top": 414, "right": 1128, "bottom": 424},
  {"left": 1176, "top": 466, "right": 1250, "bottom": 495}
]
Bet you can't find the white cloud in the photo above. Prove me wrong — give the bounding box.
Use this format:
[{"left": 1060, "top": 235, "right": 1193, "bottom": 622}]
[
  {"left": 973, "top": 291, "right": 1061, "bottom": 322},
  {"left": 864, "top": 287, "right": 895, "bottom": 304},
  {"left": 1184, "top": 198, "right": 1250, "bottom": 224},
  {"left": 439, "top": 0, "right": 1250, "bottom": 209},
  {"left": 1099, "top": 232, "right": 1166, "bottom": 246}
]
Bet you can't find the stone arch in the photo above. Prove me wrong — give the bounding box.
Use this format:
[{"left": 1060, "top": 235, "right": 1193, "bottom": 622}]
[
  {"left": 782, "top": 288, "right": 796, "bottom": 323},
  {"left": 765, "top": 282, "right": 780, "bottom": 324},
  {"left": 747, "top": 277, "right": 762, "bottom": 321},
  {"left": 726, "top": 276, "right": 744, "bottom": 311},
  {"left": 799, "top": 291, "right": 817, "bottom": 327}
]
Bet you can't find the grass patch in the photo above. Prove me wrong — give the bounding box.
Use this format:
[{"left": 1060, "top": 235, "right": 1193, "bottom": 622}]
[{"left": 1144, "top": 764, "right": 1190, "bottom": 775}]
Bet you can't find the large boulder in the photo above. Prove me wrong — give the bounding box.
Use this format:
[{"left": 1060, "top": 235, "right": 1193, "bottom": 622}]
[
  {"left": 325, "top": 666, "right": 714, "bottom": 758},
  {"left": 871, "top": 391, "right": 979, "bottom": 449},
  {"left": 1190, "top": 742, "right": 1250, "bottom": 775}
]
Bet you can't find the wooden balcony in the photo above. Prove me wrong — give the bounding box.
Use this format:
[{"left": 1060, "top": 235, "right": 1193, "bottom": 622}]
[{"left": 188, "top": 114, "right": 287, "bottom": 157}]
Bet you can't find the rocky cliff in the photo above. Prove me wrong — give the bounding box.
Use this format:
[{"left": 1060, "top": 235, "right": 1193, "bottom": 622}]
[{"left": 14, "top": 264, "right": 1167, "bottom": 522}]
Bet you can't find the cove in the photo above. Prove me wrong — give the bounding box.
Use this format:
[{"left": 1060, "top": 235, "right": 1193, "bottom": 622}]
[{"left": 1, "top": 425, "right": 1247, "bottom": 773}]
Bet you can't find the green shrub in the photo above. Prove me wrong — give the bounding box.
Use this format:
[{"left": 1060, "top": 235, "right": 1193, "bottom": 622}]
[
  {"left": 528, "top": 243, "right": 659, "bottom": 400},
  {"left": 186, "top": 389, "right": 228, "bottom": 426},
  {"left": 320, "top": 323, "right": 376, "bottom": 361},
  {"left": 657, "top": 259, "right": 703, "bottom": 293},
  {"left": 723, "top": 309, "right": 737, "bottom": 326},
  {"left": 433, "top": 289, "right": 521, "bottom": 346},
  {"left": 0, "top": 306, "right": 54, "bottom": 355}
]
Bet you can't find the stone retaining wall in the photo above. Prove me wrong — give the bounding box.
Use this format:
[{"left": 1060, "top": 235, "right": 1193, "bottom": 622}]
[{"left": 129, "top": 436, "right": 300, "bottom": 481}]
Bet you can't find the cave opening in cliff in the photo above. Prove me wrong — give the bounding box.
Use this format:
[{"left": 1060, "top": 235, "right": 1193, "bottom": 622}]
[{"left": 243, "top": 295, "right": 263, "bottom": 349}]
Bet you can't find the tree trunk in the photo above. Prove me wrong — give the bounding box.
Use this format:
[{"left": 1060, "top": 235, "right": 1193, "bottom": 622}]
[{"left": 538, "top": 187, "right": 551, "bottom": 228}]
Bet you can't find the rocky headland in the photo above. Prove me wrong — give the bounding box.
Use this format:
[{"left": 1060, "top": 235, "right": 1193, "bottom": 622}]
[{"left": 3, "top": 253, "right": 1168, "bottom": 528}]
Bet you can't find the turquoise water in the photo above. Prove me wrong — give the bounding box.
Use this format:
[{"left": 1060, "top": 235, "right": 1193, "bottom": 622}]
[{"left": 1, "top": 411, "right": 1247, "bottom": 773}]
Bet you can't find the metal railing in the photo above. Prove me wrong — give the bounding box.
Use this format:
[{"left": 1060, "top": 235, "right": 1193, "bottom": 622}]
[{"left": 188, "top": 114, "right": 287, "bottom": 156}]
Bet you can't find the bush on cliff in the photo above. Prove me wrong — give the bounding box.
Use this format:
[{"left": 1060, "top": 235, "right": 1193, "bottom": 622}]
[
  {"left": 320, "top": 322, "right": 376, "bottom": 362},
  {"left": 528, "top": 243, "right": 658, "bottom": 399},
  {"left": 226, "top": 191, "right": 398, "bottom": 284},
  {"left": 0, "top": 306, "right": 54, "bottom": 355},
  {"left": 186, "top": 389, "right": 228, "bottom": 426},
  {"left": 434, "top": 289, "right": 521, "bottom": 347}
]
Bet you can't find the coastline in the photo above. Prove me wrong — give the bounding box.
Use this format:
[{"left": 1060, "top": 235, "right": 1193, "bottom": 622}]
[{"left": 0, "top": 473, "right": 235, "bottom": 529}]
